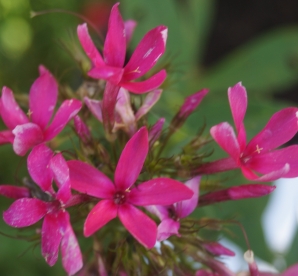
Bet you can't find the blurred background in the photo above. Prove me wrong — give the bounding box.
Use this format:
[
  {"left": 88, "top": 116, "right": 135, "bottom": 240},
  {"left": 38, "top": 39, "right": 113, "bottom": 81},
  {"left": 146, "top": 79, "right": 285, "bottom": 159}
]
[{"left": 0, "top": 0, "right": 298, "bottom": 274}]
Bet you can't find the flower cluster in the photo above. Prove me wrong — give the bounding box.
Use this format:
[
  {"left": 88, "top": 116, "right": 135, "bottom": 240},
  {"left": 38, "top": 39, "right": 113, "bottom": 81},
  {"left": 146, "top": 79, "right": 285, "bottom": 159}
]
[{"left": 0, "top": 2, "right": 298, "bottom": 276}]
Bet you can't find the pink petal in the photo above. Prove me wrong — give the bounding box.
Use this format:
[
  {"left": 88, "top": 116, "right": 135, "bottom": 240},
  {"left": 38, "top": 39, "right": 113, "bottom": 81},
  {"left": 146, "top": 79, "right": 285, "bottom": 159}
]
[
  {"left": 210, "top": 122, "right": 240, "bottom": 162},
  {"left": 115, "top": 88, "right": 136, "bottom": 135},
  {"left": 282, "top": 264, "right": 298, "bottom": 276},
  {"left": 84, "top": 199, "right": 117, "bottom": 237},
  {"left": 77, "top": 23, "right": 104, "bottom": 67},
  {"left": 28, "top": 144, "right": 53, "bottom": 191},
  {"left": 157, "top": 218, "right": 180, "bottom": 241},
  {"left": 12, "top": 122, "right": 44, "bottom": 156},
  {"left": 103, "top": 3, "right": 126, "bottom": 67},
  {"left": 244, "top": 107, "right": 298, "bottom": 157},
  {"left": 228, "top": 82, "right": 247, "bottom": 149},
  {"left": 124, "top": 19, "right": 137, "bottom": 45},
  {"left": 50, "top": 153, "right": 71, "bottom": 203},
  {"left": 88, "top": 66, "right": 124, "bottom": 84},
  {"left": 3, "top": 198, "right": 48, "bottom": 227},
  {"left": 120, "top": 69, "right": 167, "bottom": 94},
  {"left": 128, "top": 178, "right": 194, "bottom": 206},
  {"left": 29, "top": 66, "right": 58, "bottom": 130},
  {"left": 175, "top": 176, "right": 200, "bottom": 218},
  {"left": 68, "top": 160, "right": 115, "bottom": 198},
  {"left": 84, "top": 97, "right": 103, "bottom": 122},
  {"left": 0, "top": 130, "right": 14, "bottom": 144},
  {"left": 0, "top": 185, "right": 30, "bottom": 199},
  {"left": 177, "top": 89, "right": 209, "bottom": 119},
  {"left": 115, "top": 127, "right": 148, "bottom": 190},
  {"left": 1, "top": 86, "right": 29, "bottom": 129},
  {"left": 145, "top": 205, "right": 169, "bottom": 221},
  {"left": 135, "top": 89, "right": 162, "bottom": 120},
  {"left": 43, "top": 99, "right": 82, "bottom": 141},
  {"left": 246, "top": 146, "right": 298, "bottom": 178},
  {"left": 203, "top": 242, "right": 235, "bottom": 256},
  {"left": 41, "top": 212, "right": 63, "bottom": 266},
  {"left": 60, "top": 212, "right": 83, "bottom": 275},
  {"left": 118, "top": 203, "right": 157, "bottom": 248},
  {"left": 123, "top": 26, "right": 167, "bottom": 81}
]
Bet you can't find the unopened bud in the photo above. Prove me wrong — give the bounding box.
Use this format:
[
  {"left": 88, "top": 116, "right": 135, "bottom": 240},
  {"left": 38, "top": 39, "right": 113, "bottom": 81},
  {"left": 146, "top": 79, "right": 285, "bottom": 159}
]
[
  {"left": 244, "top": 250, "right": 259, "bottom": 276},
  {"left": 74, "top": 115, "right": 91, "bottom": 143},
  {"left": 149, "top": 118, "right": 165, "bottom": 147},
  {"left": 203, "top": 242, "right": 235, "bottom": 256}
]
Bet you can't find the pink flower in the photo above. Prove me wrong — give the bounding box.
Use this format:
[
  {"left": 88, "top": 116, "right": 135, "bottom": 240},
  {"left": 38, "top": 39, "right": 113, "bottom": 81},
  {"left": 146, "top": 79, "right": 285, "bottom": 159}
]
[
  {"left": 0, "top": 66, "right": 82, "bottom": 156},
  {"left": 68, "top": 127, "right": 193, "bottom": 248},
  {"left": 2, "top": 144, "right": 83, "bottom": 275},
  {"left": 77, "top": 3, "right": 167, "bottom": 132},
  {"left": 85, "top": 87, "right": 162, "bottom": 135},
  {"left": 147, "top": 176, "right": 200, "bottom": 241},
  {"left": 199, "top": 82, "right": 298, "bottom": 181}
]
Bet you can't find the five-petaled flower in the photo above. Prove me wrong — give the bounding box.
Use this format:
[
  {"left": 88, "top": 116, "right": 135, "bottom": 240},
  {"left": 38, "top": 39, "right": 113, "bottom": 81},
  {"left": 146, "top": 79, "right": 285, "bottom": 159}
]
[
  {"left": 68, "top": 127, "right": 193, "bottom": 248},
  {"left": 0, "top": 66, "right": 82, "bottom": 156},
  {"left": 78, "top": 2, "right": 167, "bottom": 133},
  {"left": 1, "top": 144, "right": 84, "bottom": 275},
  {"left": 199, "top": 82, "right": 298, "bottom": 181}
]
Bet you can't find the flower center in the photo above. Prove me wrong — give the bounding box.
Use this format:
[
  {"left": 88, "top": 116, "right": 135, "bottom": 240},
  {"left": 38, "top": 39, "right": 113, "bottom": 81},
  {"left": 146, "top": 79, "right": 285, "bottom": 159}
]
[{"left": 114, "top": 191, "right": 126, "bottom": 205}]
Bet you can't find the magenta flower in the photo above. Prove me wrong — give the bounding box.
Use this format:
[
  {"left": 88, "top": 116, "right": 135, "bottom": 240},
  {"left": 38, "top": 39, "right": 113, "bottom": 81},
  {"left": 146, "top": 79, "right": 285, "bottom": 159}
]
[
  {"left": 85, "top": 87, "right": 162, "bottom": 135},
  {"left": 199, "top": 82, "right": 298, "bottom": 181},
  {"left": 68, "top": 127, "right": 193, "bottom": 248},
  {"left": 77, "top": 3, "right": 167, "bottom": 133},
  {"left": 147, "top": 176, "right": 200, "bottom": 241},
  {"left": 0, "top": 66, "right": 82, "bottom": 156},
  {"left": 2, "top": 144, "right": 83, "bottom": 275}
]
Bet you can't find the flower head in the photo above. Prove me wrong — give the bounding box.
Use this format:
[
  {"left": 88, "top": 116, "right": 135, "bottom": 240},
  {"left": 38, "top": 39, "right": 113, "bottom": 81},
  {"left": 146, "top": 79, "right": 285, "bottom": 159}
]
[
  {"left": 68, "top": 127, "right": 193, "bottom": 248},
  {"left": 0, "top": 66, "right": 82, "bottom": 156},
  {"left": 2, "top": 144, "right": 83, "bottom": 275}
]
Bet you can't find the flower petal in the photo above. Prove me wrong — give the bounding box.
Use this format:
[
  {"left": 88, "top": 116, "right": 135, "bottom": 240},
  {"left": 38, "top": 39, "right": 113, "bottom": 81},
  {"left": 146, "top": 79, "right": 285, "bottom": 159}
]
[
  {"left": 3, "top": 198, "right": 48, "bottom": 227},
  {"left": 68, "top": 160, "right": 115, "bottom": 198},
  {"left": 118, "top": 203, "right": 157, "bottom": 248},
  {"left": 77, "top": 23, "right": 104, "bottom": 67},
  {"left": 247, "top": 146, "right": 298, "bottom": 178},
  {"left": 157, "top": 218, "right": 180, "bottom": 241},
  {"left": 0, "top": 185, "right": 30, "bottom": 199},
  {"left": 175, "top": 176, "right": 200, "bottom": 218},
  {"left": 43, "top": 99, "right": 82, "bottom": 141},
  {"left": 28, "top": 144, "right": 53, "bottom": 191},
  {"left": 123, "top": 26, "right": 167, "bottom": 81},
  {"left": 203, "top": 242, "right": 235, "bottom": 256},
  {"left": 0, "top": 130, "right": 14, "bottom": 144},
  {"left": 41, "top": 212, "right": 63, "bottom": 266},
  {"left": 1, "top": 86, "right": 29, "bottom": 129},
  {"left": 282, "top": 264, "right": 298, "bottom": 276},
  {"left": 88, "top": 66, "right": 124, "bottom": 84},
  {"left": 84, "top": 97, "right": 103, "bottom": 122},
  {"left": 210, "top": 122, "right": 240, "bottom": 162},
  {"left": 50, "top": 153, "right": 71, "bottom": 204},
  {"left": 244, "top": 107, "right": 298, "bottom": 157},
  {"left": 228, "top": 82, "right": 247, "bottom": 149},
  {"left": 135, "top": 89, "right": 162, "bottom": 120},
  {"left": 115, "top": 127, "right": 148, "bottom": 190},
  {"left": 120, "top": 69, "right": 166, "bottom": 94},
  {"left": 124, "top": 19, "right": 137, "bottom": 45},
  {"left": 29, "top": 66, "right": 58, "bottom": 130},
  {"left": 12, "top": 123, "right": 44, "bottom": 156},
  {"left": 60, "top": 211, "right": 83, "bottom": 275},
  {"left": 103, "top": 3, "right": 126, "bottom": 67},
  {"left": 128, "top": 178, "right": 194, "bottom": 206},
  {"left": 84, "top": 199, "right": 117, "bottom": 237}
]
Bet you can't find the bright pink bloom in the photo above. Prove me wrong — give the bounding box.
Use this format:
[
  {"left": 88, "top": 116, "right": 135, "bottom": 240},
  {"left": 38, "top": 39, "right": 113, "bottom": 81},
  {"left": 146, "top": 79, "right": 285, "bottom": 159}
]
[
  {"left": 199, "top": 82, "right": 298, "bottom": 181},
  {"left": 77, "top": 3, "right": 167, "bottom": 132},
  {"left": 85, "top": 88, "right": 162, "bottom": 135},
  {"left": 199, "top": 184, "right": 275, "bottom": 206},
  {"left": 147, "top": 176, "right": 200, "bottom": 241},
  {"left": 2, "top": 144, "right": 83, "bottom": 275},
  {"left": 0, "top": 66, "right": 82, "bottom": 156},
  {"left": 68, "top": 127, "right": 193, "bottom": 248}
]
